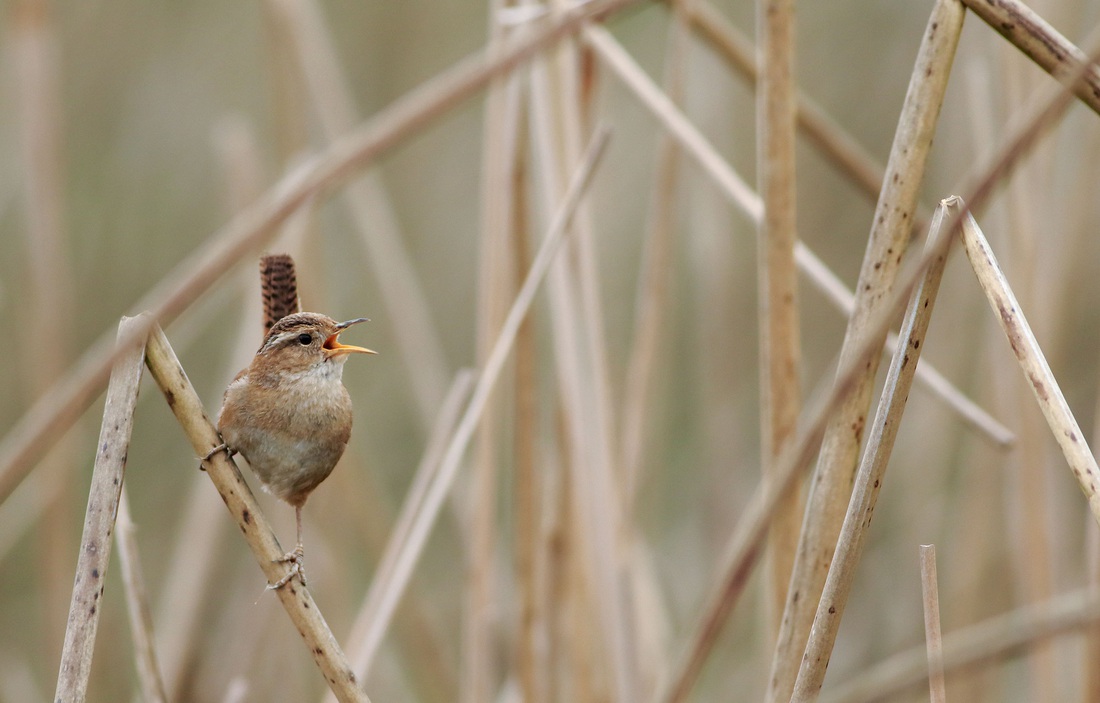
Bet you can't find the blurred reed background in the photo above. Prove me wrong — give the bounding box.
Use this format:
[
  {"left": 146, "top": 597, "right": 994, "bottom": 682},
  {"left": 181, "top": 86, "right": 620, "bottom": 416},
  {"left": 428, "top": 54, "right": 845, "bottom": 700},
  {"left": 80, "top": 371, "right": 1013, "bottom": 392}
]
[{"left": 2, "top": 0, "right": 1100, "bottom": 701}]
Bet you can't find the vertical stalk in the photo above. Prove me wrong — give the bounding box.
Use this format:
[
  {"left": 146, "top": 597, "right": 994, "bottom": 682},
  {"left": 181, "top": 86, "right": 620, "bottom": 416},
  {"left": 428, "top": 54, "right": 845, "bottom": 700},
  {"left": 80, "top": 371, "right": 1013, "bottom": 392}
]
[
  {"left": 755, "top": 0, "right": 802, "bottom": 636},
  {"left": 510, "top": 105, "right": 545, "bottom": 703},
  {"left": 116, "top": 487, "right": 168, "bottom": 703},
  {"left": 465, "top": 3, "right": 521, "bottom": 699},
  {"left": 10, "top": 0, "right": 77, "bottom": 661},
  {"left": 621, "top": 0, "right": 690, "bottom": 514},
  {"left": 617, "top": 2, "right": 693, "bottom": 689},
  {"left": 538, "top": 6, "right": 637, "bottom": 698},
  {"left": 54, "top": 316, "right": 147, "bottom": 702},
  {"left": 920, "top": 545, "right": 947, "bottom": 703}
]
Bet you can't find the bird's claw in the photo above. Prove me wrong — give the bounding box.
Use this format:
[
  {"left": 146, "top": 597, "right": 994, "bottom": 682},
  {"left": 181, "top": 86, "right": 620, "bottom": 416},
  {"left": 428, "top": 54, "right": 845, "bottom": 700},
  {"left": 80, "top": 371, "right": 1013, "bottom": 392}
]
[
  {"left": 268, "top": 545, "right": 307, "bottom": 590},
  {"left": 199, "top": 442, "right": 233, "bottom": 471}
]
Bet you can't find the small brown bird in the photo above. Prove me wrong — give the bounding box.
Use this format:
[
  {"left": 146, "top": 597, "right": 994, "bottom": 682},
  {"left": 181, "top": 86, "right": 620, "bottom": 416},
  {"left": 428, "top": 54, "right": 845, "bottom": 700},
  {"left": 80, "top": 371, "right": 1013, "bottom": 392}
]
[{"left": 211, "top": 312, "right": 376, "bottom": 588}]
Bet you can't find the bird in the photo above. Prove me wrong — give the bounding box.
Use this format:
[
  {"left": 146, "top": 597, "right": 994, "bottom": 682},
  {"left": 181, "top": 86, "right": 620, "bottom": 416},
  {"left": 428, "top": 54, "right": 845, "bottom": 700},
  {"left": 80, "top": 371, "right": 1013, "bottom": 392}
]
[{"left": 207, "top": 256, "right": 376, "bottom": 589}]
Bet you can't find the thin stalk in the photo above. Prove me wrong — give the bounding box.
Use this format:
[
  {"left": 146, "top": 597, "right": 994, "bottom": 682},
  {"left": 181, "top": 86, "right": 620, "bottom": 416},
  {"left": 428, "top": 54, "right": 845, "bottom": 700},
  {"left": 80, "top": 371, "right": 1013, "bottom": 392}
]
[
  {"left": 767, "top": 4, "right": 965, "bottom": 700},
  {"left": 463, "top": 4, "right": 524, "bottom": 698},
  {"left": 960, "top": 0, "right": 1100, "bottom": 117},
  {"left": 959, "top": 212, "right": 1100, "bottom": 525},
  {"left": 790, "top": 198, "right": 955, "bottom": 703},
  {"left": 618, "top": 1, "right": 692, "bottom": 690},
  {"left": 919, "top": 545, "right": 947, "bottom": 703},
  {"left": 542, "top": 13, "right": 638, "bottom": 699},
  {"left": 621, "top": 1, "right": 690, "bottom": 508},
  {"left": 10, "top": 0, "right": 77, "bottom": 660},
  {"left": 154, "top": 474, "right": 228, "bottom": 701},
  {"left": 115, "top": 487, "right": 168, "bottom": 703},
  {"left": 755, "top": 0, "right": 802, "bottom": 636},
  {"left": 508, "top": 85, "right": 545, "bottom": 703},
  {"left": 54, "top": 315, "right": 147, "bottom": 702}
]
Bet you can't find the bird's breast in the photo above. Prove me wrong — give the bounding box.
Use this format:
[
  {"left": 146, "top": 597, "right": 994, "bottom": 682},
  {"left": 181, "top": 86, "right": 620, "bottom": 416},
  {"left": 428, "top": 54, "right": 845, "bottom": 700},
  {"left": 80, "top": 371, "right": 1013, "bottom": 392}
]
[{"left": 218, "top": 368, "right": 354, "bottom": 505}]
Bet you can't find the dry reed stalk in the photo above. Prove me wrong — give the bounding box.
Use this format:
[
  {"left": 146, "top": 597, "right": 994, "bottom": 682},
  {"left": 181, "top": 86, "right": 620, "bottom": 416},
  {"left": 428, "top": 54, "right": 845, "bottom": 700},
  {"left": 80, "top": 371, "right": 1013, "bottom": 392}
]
[
  {"left": 464, "top": 6, "right": 526, "bottom": 698},
  {"left": 790, "top": 198, "right": 955, "bottom": 702},
  {"left": 510, "top": 119, "right": 545, "bottom": 703},
  {"left": 766, "top": 4, "right": 966, "bottom": 700},
  {"left": 477, "top": 21, "right": 546, "bottom": 697},
  {"left": 143, "top": 325, "right": 370, "bottom": 703},
  {"left": 961, "top": 0, "right": 1100, "bottom": 117},
  {"left": 154, "top": 474, "right": 228, "bottom": 699},
  {"left": 620, "top": 0, "right": 689, "bottom": 513},
  {"left": 547, "top": 445, "right": 586, "bottom": 703},
  {"left": 54, "top": 315, "right": 147, "bottom": 702},
  {"left": 657, "top": 16, "right": 1096, "bottom": 701},
  {"left": 920, "top": 545, "right": 947, "bottom": 703},
  {"left": 959, "top": 211, "right": 1100, "bottom": 525},
  {"left": 115, "top": 487, "right": 168, "bottom": 703},
  {"left": 583, "top": 21, "right": 1012, "bottom": 449},
  {"left": 756, "top": 0, "right": 802, "bottom": 637},
  {"left": 337, "top": 130, "right": 610, "bottom": 691},
  {"left": 617, "top": 3, "right": 691, "bottom": 691},
  {"left": 330, "top": 370, "right": 474, "bottom": 699},
  {"left": 266, "top": 0, "right": 450, "bottom": 429},
  {"left": 11, "top": 0, "right": 78, "bottom": 659},
  {"left": 820, "top": 588, "right": 1100, "bottom": 703},
  {"left": 535, "top": 22, "right": 642, "bottom": 696},
  {"left": 11, "top": 0, "right": 71, "bottom": 391},
  {"left": 0, "top": 0, "right": 643, "bottom": 509}
]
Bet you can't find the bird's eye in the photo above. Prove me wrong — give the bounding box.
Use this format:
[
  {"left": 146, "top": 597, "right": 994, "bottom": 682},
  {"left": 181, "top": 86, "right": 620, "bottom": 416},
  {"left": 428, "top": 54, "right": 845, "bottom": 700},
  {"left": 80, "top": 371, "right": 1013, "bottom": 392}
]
[{"left": 297, "top": 333, "right": 313, "bottom": 345}]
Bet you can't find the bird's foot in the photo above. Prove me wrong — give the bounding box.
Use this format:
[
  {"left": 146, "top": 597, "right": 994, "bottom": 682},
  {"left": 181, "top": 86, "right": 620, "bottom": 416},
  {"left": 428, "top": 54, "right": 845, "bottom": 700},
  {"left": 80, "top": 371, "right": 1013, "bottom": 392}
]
[
  {"left": 268, "top": 545, "right": 307, "bottom": 590},
  {"left": 199, "top": 442, "right": 234, "bottom": 471}
]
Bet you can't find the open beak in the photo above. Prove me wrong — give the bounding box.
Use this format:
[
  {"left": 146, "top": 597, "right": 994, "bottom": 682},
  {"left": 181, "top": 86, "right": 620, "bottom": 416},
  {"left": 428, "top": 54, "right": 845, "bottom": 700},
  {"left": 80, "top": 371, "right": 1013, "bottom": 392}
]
[{"left": 324, "top": 318, "right": 377, "bottom": 357}]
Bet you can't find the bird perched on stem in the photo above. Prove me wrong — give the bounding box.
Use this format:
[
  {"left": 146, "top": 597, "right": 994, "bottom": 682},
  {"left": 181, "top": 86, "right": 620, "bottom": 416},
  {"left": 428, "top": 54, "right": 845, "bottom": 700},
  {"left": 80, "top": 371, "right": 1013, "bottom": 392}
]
[{"left": 207, "top": 255, "right": 375, "bottom": 589}]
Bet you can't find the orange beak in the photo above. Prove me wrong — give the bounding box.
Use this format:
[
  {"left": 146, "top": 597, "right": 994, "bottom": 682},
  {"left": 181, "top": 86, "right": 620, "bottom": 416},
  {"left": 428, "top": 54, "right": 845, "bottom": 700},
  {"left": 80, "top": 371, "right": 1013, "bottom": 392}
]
[{"left": 324, "top": 318, "right": 377, "bottom": 357}]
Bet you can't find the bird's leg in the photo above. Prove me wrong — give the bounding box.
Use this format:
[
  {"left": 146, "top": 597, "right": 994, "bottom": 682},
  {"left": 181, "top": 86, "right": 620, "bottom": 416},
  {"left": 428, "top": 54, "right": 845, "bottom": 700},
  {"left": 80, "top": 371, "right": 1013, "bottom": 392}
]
[{"left": 269, "top": 505, "right": 307, "bottom": 589}]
